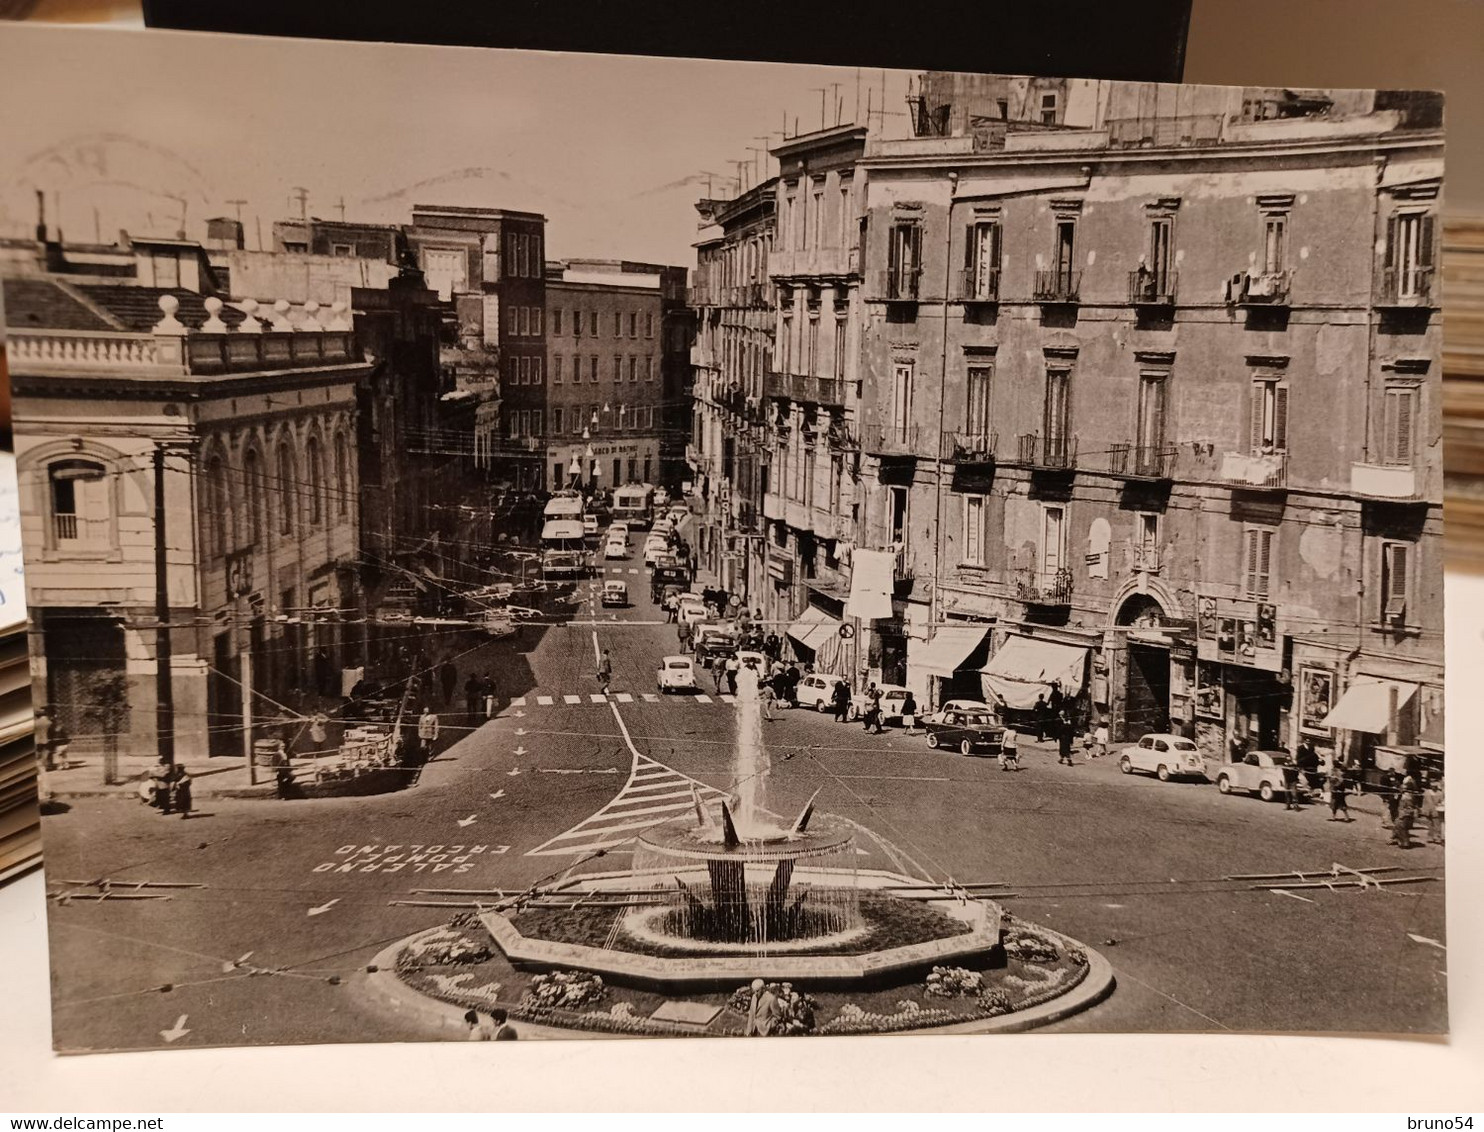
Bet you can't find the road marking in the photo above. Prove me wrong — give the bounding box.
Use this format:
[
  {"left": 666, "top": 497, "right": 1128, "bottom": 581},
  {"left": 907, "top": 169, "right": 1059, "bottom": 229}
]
[
  {"left": 720, "top": 694, "right": 736, "bottom": 704},
  {"left": 507, "top": 767, "right": 522, "bottom": 776},
  {"left": 222, "top": 951, "right": 254, "bottom": 973},
  {"left": 511, "top": 697, "right": 527, "bottom": 707},
  {"left": 694, "top": 693, "right": 712, "bottom": 703},
  {"left": 832, "top": 774, "right": 951, "bottom": 782},
  {"left": 1272, "top": 888, "right": 1315, "bottom": 904},
  {"left": 512, "top": 746, "right": 527, "bottom": 756},
  {"left": 563, "top": 695, "right": 581, "bottom": 705},
  {"left": 457, "top": 814, "right": 478, "bottom": 828},
  {"left": 641, "top": 693, "right": 659, "bottom": 702},
  {"left": 537, "top": 768, "right": 621, "bottom": 776},
  {"left": 589, "top": 693, "right": 608, "bottom": 704},
  {"left": 537, "top": 696, "right": 554, "bottom": 706},
  {"left": 160, "top": 1015, "right": 191, "bottom": 1043},
  {"left": 1408, "top": 933, "right": 1446, "bottom": 950},
  {"left": 307, "top": 899, "right": 339, "bottom": 917},
  {"left": 614, "top": 692, "right": 634, "bottom": 703},
  {"left": 489, "top": 789, "right": 506, "bottom": 800}
]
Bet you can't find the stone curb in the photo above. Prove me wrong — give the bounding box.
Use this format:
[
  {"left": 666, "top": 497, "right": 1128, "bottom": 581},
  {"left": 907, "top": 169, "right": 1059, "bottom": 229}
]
[{"left": 362, "top": 921, "right": 1114, "bottom": 1040}]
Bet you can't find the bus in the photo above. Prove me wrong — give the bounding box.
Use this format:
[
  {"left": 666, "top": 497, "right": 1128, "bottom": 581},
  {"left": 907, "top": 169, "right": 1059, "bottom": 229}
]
[
  {"left": 543, "top": 494, "right": 584, "bottom": 523},
  {"left": 612, "top": 484, "right": 653, "bottom": 530},
  {"left": 540, "top": 518, "right": 592, "bottom": 580}
]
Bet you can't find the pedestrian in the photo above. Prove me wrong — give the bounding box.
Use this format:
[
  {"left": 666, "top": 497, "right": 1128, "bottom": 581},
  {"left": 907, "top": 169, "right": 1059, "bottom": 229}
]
[
  {"left": 1093, "top": 721, "right": 1109, "bottom": 760},
  {"left": 1391, "top": 773, "right": 1419, "bottom": 848},
  {"left": 490, "top": 1008, "right": 518, "bottom": 1041},
  {"left": 147, "top": 755, "right": 172, "bottom": 812},
  {"left": 999, "top": 726, "right": 1019, "bottom": 772},
  {"left": 34, "top": 706, "right": 55, "bottom": 772},
  {"left": 166, "top": 763, "right": 193, "bottom": 819},
  {"left": 1326, "top": 761, "right": 1353, "bottom": 822},
  {"left": 596, "top": 649, "right": 612, "bottom": 695},
  {"left": 1296, "top": 739, "right": 1321, "bottom": 793},
  {"left": 481, "top": 672, "right": 497, "bottom": 718},
  {"left": 1282, "top": 758, "right": 1303, "bottom": 810},
  {"left": 863, "top": 682, "right": 884, "bottom": 734},
  {"left": 713, "top": 659, "right": 726, "bottom": 695},
  {"left": 417, "top": 706, "right": 440, "bottom": 759},
  {"left": 725, "top": 654, "right": 739, "bottom": 696},
  {"left": 1082, "top": 727, "right": 1097, "bottom": 762},
  {"left": 832, "top": 679, "right": 851, "bottom": 723},
  {"left": 1379, "top": 767, "right": 1401, "bottom": 829},
  {"left": 677, "top": 618, "right": 693, "bottom": 654},
  {"left": 1057, "top": 714, "right": 1075, "bottom": 765},
  {"left": 1032, "top": 694, "right": 1049, "bottom": 741},
  {"left": 784, "top": 663, "right": 800, "bottom": 707},
  {"left": 1422, "top": 775, "right": 1444, "bottom": 844},
  {"left": 308, "top": 711, "right": 329, "bottom": 755},
  {"left": 464, "top": 674, "right": 481, "bottom": 720},
  {"left": 901, "top": 690, "right": 918, "bottom": 733},
  {"left": 439, "top": 660, "right": 458, "bottom": 707}
]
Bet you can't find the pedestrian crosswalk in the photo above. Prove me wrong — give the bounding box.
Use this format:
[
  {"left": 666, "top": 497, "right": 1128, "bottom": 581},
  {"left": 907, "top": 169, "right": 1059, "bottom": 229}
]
[
  {"left": 509, "top": 692, "right": 739, "bottom": 708},
  {"left": 526, "top": 751, "right": 732, "bottom": 857}
]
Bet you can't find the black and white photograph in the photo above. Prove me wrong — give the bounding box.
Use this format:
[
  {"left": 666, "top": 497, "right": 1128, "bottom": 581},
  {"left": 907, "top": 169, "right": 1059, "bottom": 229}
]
[{"left": 0, "top": 22, "right": 1447, "bottom": 1056}]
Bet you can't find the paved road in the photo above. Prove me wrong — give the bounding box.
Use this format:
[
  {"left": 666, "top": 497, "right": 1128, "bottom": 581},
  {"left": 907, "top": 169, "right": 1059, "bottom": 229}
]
[{"left": 39, "top": 527, "right": 1447, "bottom": 1051}]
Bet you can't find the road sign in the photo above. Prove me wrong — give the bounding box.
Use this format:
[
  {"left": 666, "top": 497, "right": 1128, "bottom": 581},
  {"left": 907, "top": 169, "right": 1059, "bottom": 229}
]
[{"left": 839, "top": 623, "right": 855, "bottom": 640}]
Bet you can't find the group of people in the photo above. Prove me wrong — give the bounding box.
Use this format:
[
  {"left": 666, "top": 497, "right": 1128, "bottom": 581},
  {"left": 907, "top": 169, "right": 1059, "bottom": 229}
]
[
  {"left": 462, "top": 1008, "right": 517, "bottom": 1041},
  {"left": 139, "top": 755, "right": 193, "bottom": 817},
  {"left": 1376, "top": 767, "right": 1445, "bottom": 848}
]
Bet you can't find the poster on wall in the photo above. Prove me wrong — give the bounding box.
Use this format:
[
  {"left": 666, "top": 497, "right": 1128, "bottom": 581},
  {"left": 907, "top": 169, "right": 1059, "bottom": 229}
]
[
  {"left": 1300, "top": 666, "right": 1335, "bottom": 736},
  {"left": 1197, "top": 593, "right": 1284, "bottom": 672},
  {"left": 1195, "top": 663, "right": 1224, "bottom": 720}
]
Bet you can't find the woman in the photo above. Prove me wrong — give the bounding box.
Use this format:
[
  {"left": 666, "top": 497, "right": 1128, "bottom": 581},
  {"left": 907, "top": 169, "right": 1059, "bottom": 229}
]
[
  {"left": 900, "top": 691, "right": 918, "bottom": 733},
  {"left": 167, "top": 764, "right": 193, "bottom": 820},
  {"left": 1326, "top": 761, "right": 1352, "bottom": 822}
]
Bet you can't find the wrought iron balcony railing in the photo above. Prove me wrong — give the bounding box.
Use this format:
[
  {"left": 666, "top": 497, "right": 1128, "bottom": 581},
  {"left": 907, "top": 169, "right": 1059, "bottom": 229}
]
[
  {"left": 1033, "top": 270, "right": 1081, "bottom": 303},
  {"left": 1015, "top": 567, "right": 1074, "bottom": 607},
  {"left": 1128, "top": 269, "right": 1178, "bottom": 306},
  {"left": 946, "top": 430, "right": 998, "bottom": 464},
  {"left": 1226, "top": 269, "right": 1292, "bottom": 306},
  {"left": 955, "top": 268, "right": 1001, "bottom": 304},
  {"left": 872, "top": 268, "right": 922, "bottom": 302},
  {"left": 1016, "top": 433, "right": 1077, "bottom": 470},
  {"left": 1377, "top": 266, "right": 1437, "bottom": 308},
  {"left": 862, "top": 422, "right": 921, "bottom": 456},
  {"left": 1109, "top": 442, "right": 1177, "bottom": 480}
]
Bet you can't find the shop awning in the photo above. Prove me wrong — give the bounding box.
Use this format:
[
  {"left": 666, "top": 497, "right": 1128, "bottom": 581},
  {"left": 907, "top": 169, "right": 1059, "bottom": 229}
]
[
  {"left": 787, "top": 606, "right": 841, "bottom": 652},
  {"left": 917, "top": 625, "right": 992, "bottom": 677},
  {"left": 979, "top": 636, "right": 1089, "bottom": 710},
  {"left": 1319, "top": 678, "right": 1418, "bottom": 734}
]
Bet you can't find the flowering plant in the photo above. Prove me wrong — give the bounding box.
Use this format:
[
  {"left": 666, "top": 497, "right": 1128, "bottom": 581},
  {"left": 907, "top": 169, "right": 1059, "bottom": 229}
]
[
  {"left": 1003, "top": 931, "right": 1060, "bottom": 964},
  {"left": 977, "top": 989, "right": 1014, "bottom": 1017},
  {"left": 726, "top": 981, "right": 818, "bottom": 1035},
  {"left": 924, "top": 965, "right": 985, "bottom": 998},
  {"left": 819, "top": 1000, "right": 960, "bottom": 1035},
  {"left": 525, "top": 969, "right": 606, "bottom": 1010},
  {"left": 403, "top": 929, "right": 493, "bottom": 968}
]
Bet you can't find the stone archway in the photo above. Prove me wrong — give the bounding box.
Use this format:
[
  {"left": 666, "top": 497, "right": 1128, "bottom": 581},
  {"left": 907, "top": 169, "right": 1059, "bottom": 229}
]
[{"left": 1109, "top": 590, "right": 1180, "bottom": 741}]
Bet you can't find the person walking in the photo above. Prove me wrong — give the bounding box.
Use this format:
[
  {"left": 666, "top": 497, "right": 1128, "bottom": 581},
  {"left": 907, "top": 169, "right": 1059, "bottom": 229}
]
[
  {"left": 1093, "top": 721, "right": 1109, "bottom": 760},
  {"left": 1326, "top": 761, "right": 1353, "bottom": 822},
  {"left": 597, "top": 649, "right": 613, "bottom": 695},
  {"left": 862, "top": 683, "right": 884, "bottom": 735},
  {"left": 1379, "top": 767, "right": 1401, "bottom": 830},
  {"left": 999, "top": 726, "right": 1020, "bottom": 772},
  {"left": 1391, "top": 773, "right": 1420, "bottom": 848},
  {"left": 417, "top": 706, "right": 440, "bottom": 759},
  {"left": 1057, "top": 714, "right": 1076, "bottom": 766},
  {"left": 439, "top": 660, "right": 458, "bottom": 708},
  {"left": 463, "top": 674, "right": 481, "bottom": 721},
  {"left": 166, "top": 763, "right": 193, "bottom": 819},
  {"left": 1032, "top": 693, "right": 1049, "bottom": 741},
  {"left": 725, "top": 654, "right": 740, "bottom": 697},
  {"left": 832, "top": 679, "right": 851, "bottom": 723},
  {"left": 1282, "top": 758, "right": 1303, "bottom": 810},
  {"left": 1422, "top": 775, "right": 1445, "bottom": 844},
  {"left": 490, "top": 1008, "right": 518, "bottom": 1041},
  {"left": 481, "top": 672, "right": 497, "bottom": 719},
  {"left": 900, "top": 690, "right": 918, "bottom": 733}
]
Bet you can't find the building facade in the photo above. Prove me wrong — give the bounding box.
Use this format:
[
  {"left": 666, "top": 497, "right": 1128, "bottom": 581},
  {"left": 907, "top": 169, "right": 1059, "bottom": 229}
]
[
  {"left": 5, "top": 234, "right": 368, "bottom": 759},
  {"left": 545, "top": 260, "right": 673, "bottom": 490},
  {"left": 850, "top": 80, "right": 1443, "bottom": 773},
  {"left": 687, "top": 180, "right": 777, "bottom": 601}
]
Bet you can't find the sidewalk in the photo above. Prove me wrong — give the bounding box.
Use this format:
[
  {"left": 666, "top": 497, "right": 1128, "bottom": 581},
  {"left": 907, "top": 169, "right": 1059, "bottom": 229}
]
[{"left": 43, "top": 750, "right": 276, "bottom": 801}]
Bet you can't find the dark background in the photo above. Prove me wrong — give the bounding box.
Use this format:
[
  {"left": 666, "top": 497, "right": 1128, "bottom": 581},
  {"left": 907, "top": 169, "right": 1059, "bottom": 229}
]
[{"left": 142, "top": 0, "right": 1191, "bottom": 83}]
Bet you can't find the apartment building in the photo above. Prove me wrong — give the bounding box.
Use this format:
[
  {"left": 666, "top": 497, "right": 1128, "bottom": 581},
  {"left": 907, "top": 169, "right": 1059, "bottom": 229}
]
[{"left": 853, "top": 81, "right": 1443, "bottom": 771}]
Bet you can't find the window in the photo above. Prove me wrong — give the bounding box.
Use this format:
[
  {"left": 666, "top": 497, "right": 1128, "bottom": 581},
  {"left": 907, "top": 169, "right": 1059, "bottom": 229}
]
[
  {"left": 1382, "top": 384, "right": 1417, "bottom": 466},
  {"left": 644, "top": 356, "right": 654, "bottom": 382},
  {"left": 532, "top": 236, "right": 542, "bottom": 275},
  {"left": 643, "top": 456, "right": 652, "bottom": 483},
  {"left": 505, "top": 234, "right": 517, "bottom": 277},
  {"left": 629, "top": 312, "right": 638, "bottom": 338},
  {"left": 888, "top": 222, "right": 922, "bottom": 297},
  {"left": 891, "top": 362, "right": 913, "bottom": 443},
  {"left": 516, "top": 234, "right": 528, "bottom": 277},
  {"left": 553, "top": 408, "right": 565, "bottom": 435},
  {"left": 520, "top": 356, "right": 531, "bottom": 384},
  {"left": 1138, "top": 371, "right": 1167, "bottom": 452},
  {"left": 839, "top": 181, "right": 852, "bottom": 250},
  {"left": 531, "top": 411, "right": 542, "bottom": 437},
  {"left": 614, "top": 312, "right": 624, "bottom": 336},
  {"left": 1244, "top": 528, "right": 1273, "bottom": 599},
  {"left": 964, "top": 220, "right": 1001, "bottom": 298},
  {"left": 1250, "top": 380, "right": 1288, "bottom": 453},
  {"left": 1148, "top": 217, "right": 1174, "bottom": 286},
  {"left": 1135, "top": 513, "right": 1160, "bottom": 571},
  {"left": 532, "top": 307, "right": 542, "bottom": 336},
  {"left": 508, "top": 305, "right": 519, "bottom": 337},
  {"left": 810, "top": 185, "right": 823, "bottom": 250},
  {"left": 646, "top": 312, "right": 655, "bottom": 338},
  {"left": 334, "top": 433, "right": 350, "bottom": 518},
  {"left": 807, "top": 317, "right": 819, "bottom": 377},
  {"left": 614, "top": 354, "right": 622, "bottom": 381},
  {"left": 590, "top": 311, "right": 598, "bottom": 336},
  {"left": 48, "top": 459, "right": 110, "bottom": 547},
  {"left": 505, "top": 356, "right": 517, "bottom": 385},
  {"left": 305, "top": 438, "right": 324, "bottom": 526},
  {"left": 1042, "top": 505, "right": 1066, "bottom": 578},
  {"left": 963, "top": 495, "right": 986, "bottom": 565},
  {"left": 888, "top": 485, "right": 908, "bottom": 546},
  {"left": 532, "top": 357, "right": 542, "bottom": 385},
  {"left": 204, "top": 456, "right": 230, "bottom": 556},
  {"left": 331, "top": 243, "right": 355, "bottom": 258},
  {"left": 1040, "top": 91, "right": 1058, "bottom": 124},
  {"left": 281, "top": 241, "right": 308, "bottom": 254},
  {"left": 629, "top": 356, "right": 638, "bottom": 383},
  {"left": 553, "top": 356, "right": 564, "bottom": 384},
  {"left": 1386, "top": 212, "right": 1437, "bottom": 298},
  {"left": 244, "top": 449, "right": 265, "bottom": 541},
  {"left": 1262, "top": 213, "right": 1287, "bottom": 275},
  {"left": 785, "top": 191, "right": 798, "bottom": 250},
  {"left": 552, "top": 309, "right": 563, "bottom": 336},
  {"left": 1044, "top": 367, "right": 1071, "bottom": 458},
  {"left": 1381, "top": 541, "right": 1410, "bottom": 620},
  {"left": 966, "top": 365, "right": 992, "bottom": 438},
  {"left": 518, "top": 307, "right": 530, "bottom": 337},
  {"left": 423, "top": 248, "right": 466, "bottom": 300},
  {"left": 780, "top": 310, "right": 793, "bottom": 373},
  {"left": 277, "top": 446, "right": 297, "bottom": 536},
  {"left": 572, "top": 311, "right": 582, "bottom": 339},
  {"left": 834, "top": 317, "right": 847, "bottom": 382},
  {"left": 1054, "top": 220, "right": 1076, "bottom": 286},
  {"left": 590, "top": 356, "right": 599, "bottom": 382}
]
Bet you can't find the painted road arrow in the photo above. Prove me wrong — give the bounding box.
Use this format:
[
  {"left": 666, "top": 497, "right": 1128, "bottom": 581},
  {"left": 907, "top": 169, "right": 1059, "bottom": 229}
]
[
  {"left": 1408, "top": 933, "right": 1447, "bottom": 950},
  {"left": 221, "top": 951, "right": 254, "bottom": 973},
  {"left": 512, "top": 710, "right": 526, "bottom": 718},
  {"left": 488, "top": 789, "right": 506, "bottom": 800},
  {"left": 537, "top": 767, "right": 620, "bottom": 775},
  {"left": 307, "top": 899, "right": 339, "bottom": 917},
  {"left": 160, "top": 1015, "right": 191, "bottom": 1043},
  {"left": 511, "top": 746, "right": 528, "bottom": 757},
  {"left": 507, "top": 767, "right": 522, "bottom": 777},
  {"left": 457, "top": 814, "right": 478, "bottom": 828},
  {"left": 514, "top": 728, "right": 528, "bottom": 736}
]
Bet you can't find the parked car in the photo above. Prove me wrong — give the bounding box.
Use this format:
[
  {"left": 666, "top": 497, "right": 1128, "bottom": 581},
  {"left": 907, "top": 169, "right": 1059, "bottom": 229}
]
[
  {"left": 847, "top": 684, "right": 911, "bottom": 725},
  {"left": 921, "top": 698, "right": 995, "bottom": 725},
  {"left": 600, "top": 580, "right": 629, "bottom": 607},
  {"left": 656, "top": 654, "right": 698, "bottom": 693},
  {"left": 604, "top": 536, "right": 628, "bottom": 559},
  {"left": 923, "top": 708, "right": 1006, "bottom": 755},
  {"left": 677, "top": 596, "right": 709, "bottom": 627},
  {"left": 582, "top": 514, "right": 600, "bottom": 541},
  {"left": 1214, "top": 750, "right": 1294, "bottom": 802},
  {"left": 693, "top": 624, "right": 740, "bottom": 666},
  {"left": 651, "top": 519, "right": 675, "bottom": 540},
  {"left": 643, "top": 538, "right": 669, "bottom": 567},
  {"left": 794, "top": 672, "right": 844, "bottom": 711},
  {"left": 608, "top": 521, "right": 630, "bottom": 543},
  {"left": 1118, "top": 733, "right": 1207, "bottom": 782}
]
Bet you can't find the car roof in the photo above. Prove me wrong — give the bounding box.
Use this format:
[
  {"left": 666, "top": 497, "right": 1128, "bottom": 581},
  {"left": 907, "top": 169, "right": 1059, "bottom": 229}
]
[
  {"left": 1140, "top": 733, "right": 1190, "bottom": 742},
  {"left": 661, "top": 655, "right": 692, "bottom": 664}
]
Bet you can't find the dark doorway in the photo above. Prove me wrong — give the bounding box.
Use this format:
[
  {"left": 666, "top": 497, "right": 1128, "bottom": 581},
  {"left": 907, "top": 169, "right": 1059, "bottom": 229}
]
[
  {"left": 209, "top": 630, "right": 241, "bottom": 757},
  {"left": 1125, "top": 643, "right": 1171, "bottom": 738}
]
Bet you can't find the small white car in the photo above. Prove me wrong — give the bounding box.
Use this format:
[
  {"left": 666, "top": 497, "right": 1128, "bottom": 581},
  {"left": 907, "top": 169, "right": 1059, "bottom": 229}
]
[
  {"left": 1118, "top": 733, "right": 1207, "bottom": 782},
  {"left": 643, "top": 538, "right": 669, "bottom": 567},
  {"left": 657, "top": 654, "right": 699, "bottom": 693},
  {"left": 608, "top": 521, "right": 630, "bottom": 542},
  {"left": 922, "top": 698, "right": 995, "bottom": 725},
  {"left": 677, "top": 597, "right": 709, "bottom": 627},
  {"left": 582, "top": 515, "right": 600, "bottom": 540},
  {"left": 604, "top": 537, "right": 627, "bottom": 559},
  {"left": 848, "top": 684, "right": 911, "bottom": 725},
  {"left": 795, "top": 672, "right": 844, "bottom": 711},
  {"left": 651, "top": 519, "right": 674, "bottom": 539},
  {"left": 1214, "top": 750, "right": 1295, "bottom": 802},
  {"left": 653, "top": 488, "right": 671, "bottom": 508},
  {"left": 667, "top": 504, "right": 690, "bottom": 524},
  {"left": 600, "top": 580, "right": 629, "bottom": 607}
]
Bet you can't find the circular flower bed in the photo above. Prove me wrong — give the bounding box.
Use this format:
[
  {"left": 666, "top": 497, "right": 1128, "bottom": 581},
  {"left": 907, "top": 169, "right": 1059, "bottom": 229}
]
[{"left": 525, "top": 969, "right": 605, "bottom": 1010}]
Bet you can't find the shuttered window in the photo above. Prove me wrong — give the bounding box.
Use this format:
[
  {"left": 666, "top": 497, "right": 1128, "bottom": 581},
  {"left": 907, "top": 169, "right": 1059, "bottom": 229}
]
[
  {"left": 1250, "top": 381, "right": 1288, "bottom": 453},
  {"left": 1382, "top": 385, "right": 1417, "bottom": 466},
  {"left": 1382, "top": 542, "right": 1410, "bottom": 619},
  {"left": 1244, "top": 528, "right": 1273, "bottom": 599},
  {"left": 963, "top": 496, "right": 985, "bottom": 566}
]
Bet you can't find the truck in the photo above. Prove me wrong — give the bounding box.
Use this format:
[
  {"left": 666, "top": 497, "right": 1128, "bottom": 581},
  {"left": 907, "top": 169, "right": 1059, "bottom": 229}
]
[{"left": 611, "top": 484, "right": 654, "bottom": 531}]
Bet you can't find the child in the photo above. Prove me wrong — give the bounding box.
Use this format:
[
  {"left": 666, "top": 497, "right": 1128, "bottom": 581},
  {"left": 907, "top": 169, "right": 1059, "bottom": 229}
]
[{"left": 999, "top": 726, "right": 1019, "bottom": 772}]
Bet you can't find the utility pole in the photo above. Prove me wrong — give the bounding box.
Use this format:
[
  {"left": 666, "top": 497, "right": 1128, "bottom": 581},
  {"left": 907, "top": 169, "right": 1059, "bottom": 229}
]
[
  {"left": 227, "top": 198, "right": 247, "bottom": 224},
  {"left": 334, "top": 196, "right": 347, "bottom": 222},
  {"left": 830, "top": 83, "right": 843, "bottom": 126},
  {"left": 811, "top": 88, "right": 827, "bottom": 131},
  {"left": 153, "top": 445, "right": 176, "bottom": 767},
  {"left": 290, "top": 186, "right": 309, "bottom": 221}
]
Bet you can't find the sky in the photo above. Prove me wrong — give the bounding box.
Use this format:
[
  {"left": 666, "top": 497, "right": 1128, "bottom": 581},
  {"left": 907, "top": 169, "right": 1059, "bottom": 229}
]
[{"left": 0, "top": 24, "right": 913, "bottom": 268}]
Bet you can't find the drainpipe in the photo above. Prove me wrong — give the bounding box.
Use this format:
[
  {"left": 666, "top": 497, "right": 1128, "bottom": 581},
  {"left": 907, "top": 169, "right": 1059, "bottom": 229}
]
[{"left": 928, "top": 171, "right": 958, "bottom": 705}]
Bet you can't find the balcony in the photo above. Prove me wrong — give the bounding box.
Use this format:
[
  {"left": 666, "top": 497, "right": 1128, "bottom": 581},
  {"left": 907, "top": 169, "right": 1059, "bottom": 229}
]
[
  {"left": 7, "top": 327, "right": 358, "bottom": 377},
  {"left": 1015, "top": 568, "right": 1074, "bottom": 608},
  {"left": 685, "top": 286, "right": 715, "bottom": 307},
  {"left": 862, "top": 423, "right": 921, "bottom": 457},
  {"left": 892, "top": 544, "right": 914, "bottom": 582},
  {"left": 1032, "top": 270, "right": 1081, "bottom": 304},
  {"left": 689, "top": 343, "right": 717, "bottom": 369},
  {"left": 1219, "top": 450, "right": 1288, "bottom": 490},
  {"left": 1226, "top": 269, "right": 1292, "bottom": 307},
  {"left": 1377, "top": 266, "right": 1438, "bottom": 309},
  {"left": 769, "top": 371, "right": 847, "bottom": 408},
  {"left": 785, "top": 498, "right": 812, "bottom": 531},
  {"left": 946, "top": 430, "right": 998, "bottom": 465},
  {"left": 1128, "top": 269, "right": 1178, "bottom": 307},
  {"left": 1132, "top": 547, "right": 1162, "bottom": 573},
  {"left": 871, "top": 269, "right": 922, "bottom": 303},
  {"left": 826, "top": 422, "right": 859, "bottom": 451},
  {"left": 1351, "top": 461, "right": 1425, "bottom": 502},
  {"left": 762, "top": 491, "right": 786, "bottom": 521},
  {"left": 954, "top": 268, "right": 1001, "bottom": 305},
  {"left": 1109, "top": 442, "right": 1177, "bottom": 480},
  {"left": 769, "top": 245, "right": 860, "bottom": 281},
  {"left": 1016, "top": 433, "right": 1078, "bottom": 471}
]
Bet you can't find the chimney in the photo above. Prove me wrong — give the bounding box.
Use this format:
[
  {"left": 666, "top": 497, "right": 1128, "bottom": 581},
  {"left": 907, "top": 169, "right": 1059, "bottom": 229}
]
[{"left": 34, "top": 189, "right": 46, "bottom": 242}]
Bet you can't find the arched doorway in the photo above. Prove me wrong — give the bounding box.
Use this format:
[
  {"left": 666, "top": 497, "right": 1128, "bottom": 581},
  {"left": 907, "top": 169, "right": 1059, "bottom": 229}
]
[{"left": 1114, "top": 592, "right": 1174, "bottom": 740}]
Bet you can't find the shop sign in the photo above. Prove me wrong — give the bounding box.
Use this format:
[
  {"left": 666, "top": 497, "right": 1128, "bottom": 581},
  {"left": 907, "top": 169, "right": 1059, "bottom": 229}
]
[
  {"left": 767, "top": 555, "right": 792, "bottom": 585},
  {"left": 1196, "top": 594, "right": 1281, "bottom": 672}
]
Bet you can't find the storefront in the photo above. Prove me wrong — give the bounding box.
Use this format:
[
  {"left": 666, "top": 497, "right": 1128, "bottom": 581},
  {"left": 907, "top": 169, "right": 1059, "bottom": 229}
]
[
  {"left": 785, "top": 605, "right": 848, "bottom": 675},
  {"left": 978, "top": 632, "right": 1090, "bottom": 723},
  {"left": 914, "top": 621, "right": 994, "bottom": 709},
  {"left": 1319, "top": 674, "right": 1443, "bottom": 784},
  {"left": 1193, "top": 591, "right": 1290, "bottom": 762}
]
